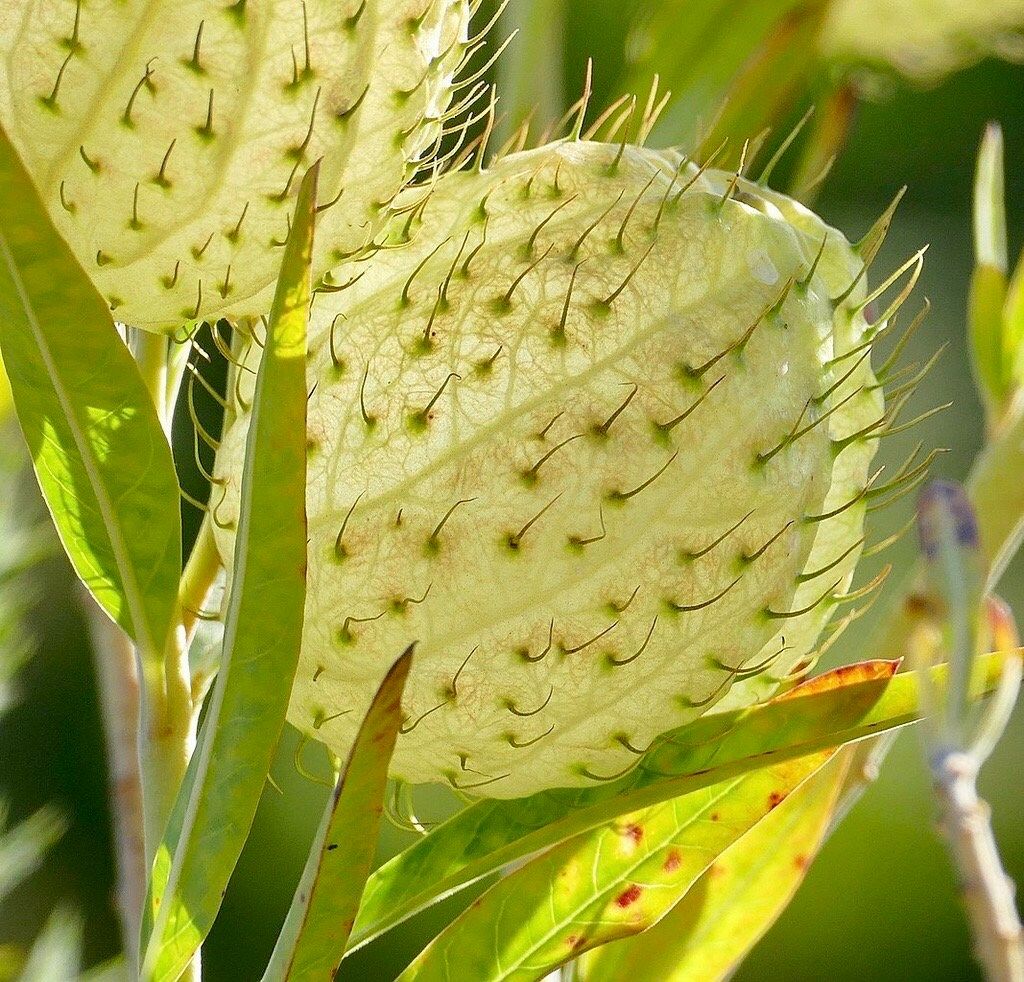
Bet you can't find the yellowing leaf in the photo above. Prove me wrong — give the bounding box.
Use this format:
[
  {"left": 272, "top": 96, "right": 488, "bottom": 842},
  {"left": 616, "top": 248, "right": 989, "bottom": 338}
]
[
  {"left": 579, "top": 751, "right": 850, "bottom": 982},
  {"left": 350, "top": 657, "right": 1009, "bottom": 951},
  {"left": 399, "top": 751, "right": 836, "bottom": 981}
]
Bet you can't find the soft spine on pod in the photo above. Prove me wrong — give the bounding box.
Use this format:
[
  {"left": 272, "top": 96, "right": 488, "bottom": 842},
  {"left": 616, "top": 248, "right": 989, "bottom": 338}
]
[
  {"left": 213, "top": 137, "right": 927, "bottom": 800},
  {"left": 0, "top": 0, "right": 474, "bottom": 331}
]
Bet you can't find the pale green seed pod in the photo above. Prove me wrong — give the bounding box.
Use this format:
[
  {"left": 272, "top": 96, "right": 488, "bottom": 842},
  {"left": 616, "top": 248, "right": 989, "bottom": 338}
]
[
  {"left": 822, "top": 0, "right": 1024, "bottom": 82},
  {"left": 0, "top": 0, "right": 470, "bottom": 332},
  {"left": 214, "top": 139, "right": 886, "bottom": 798}
]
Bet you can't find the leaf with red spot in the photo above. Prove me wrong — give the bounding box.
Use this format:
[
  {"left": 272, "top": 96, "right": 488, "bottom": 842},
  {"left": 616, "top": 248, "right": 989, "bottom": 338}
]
[
  {"left": 352, "top": 655, "right": 1011, "bottom": 952},
  {"left": 579, "top": 750, "right": 853, "bottom": 982},
  {"left": 396, "top": 750, "right": 835, "bottom": 981}
]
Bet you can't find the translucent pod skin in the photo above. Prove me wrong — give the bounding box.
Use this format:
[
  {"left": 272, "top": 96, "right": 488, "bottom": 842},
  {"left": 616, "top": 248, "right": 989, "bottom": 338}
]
[
  {"left": 213, "top": 140, "right": 883, "bottom": 798},
  {"left": 0, "top": 0, "right": 469, "bottom": 332},
  {"left": 707, "top": 182, "right": 880, "bottom": 713}
]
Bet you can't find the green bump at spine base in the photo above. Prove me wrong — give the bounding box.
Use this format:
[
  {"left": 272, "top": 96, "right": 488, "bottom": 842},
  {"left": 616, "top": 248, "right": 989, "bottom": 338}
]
[
  {"left": 214, "top": 140, "right": 886, "bottom": 799},
  {"left": 0, "top": 0, "right": 470, "bottom": 332}
]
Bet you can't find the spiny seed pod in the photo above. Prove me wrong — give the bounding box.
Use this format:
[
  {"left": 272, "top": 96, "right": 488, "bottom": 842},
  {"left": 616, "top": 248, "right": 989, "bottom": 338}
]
[
  {"left": 214, "top": 139, "right": 901, "bottom": 799},
  {"left": 0, "top": 0, "right": 472, "bottom": 332}
]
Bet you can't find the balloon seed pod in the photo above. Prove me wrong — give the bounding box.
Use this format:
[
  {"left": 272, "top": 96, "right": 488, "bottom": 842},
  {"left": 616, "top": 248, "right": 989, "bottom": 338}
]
[
  {"left": 213, "top": 137, "right": 926, "bottom": 799},
  {"left": 0, "top": 0, "right": 472, "bottom": 331}
]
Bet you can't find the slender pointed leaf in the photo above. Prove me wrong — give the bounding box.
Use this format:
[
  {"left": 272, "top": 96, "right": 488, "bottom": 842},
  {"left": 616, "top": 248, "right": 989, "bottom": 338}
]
[
  {"left": 400, "top": 750, "right": 836, "bottom": 981},
  {"left": 1007, "top": 244, "right": 1024, "bottom": 390},
  {"left": 969, "top": 123, "right": 1011, "bottom": 416},
  {"left": 141, "top": 163, "right": 317, "bottom": 982},
  {"left": 969, "top": 402, "right": 1024, "bottom": 583},
  {"left": 18, "top": 908, "right": 81, "bottom": 982},
  {"left": 0, "top": 124, "right": 180, "bottom": 658},
  {"left": 351, "top": 656, "right": 1008, "bottom": 950},
  {"left": 494, "top": 0, "right": 567, "bottom": 147},
  {"left": 0, "top": 805, "right": 66, "bottom": 903},
  {"left": 579, "top": 751, "right": 851, "bottom": 982},
  {"left": 973, "top": 123, "right": 1008, "bottom": 273},
  {"left": 264, "top": 647, "right": 414, "bottom": 982}
]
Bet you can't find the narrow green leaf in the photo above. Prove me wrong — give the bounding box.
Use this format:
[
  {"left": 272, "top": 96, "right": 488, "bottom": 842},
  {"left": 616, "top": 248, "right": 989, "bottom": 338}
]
[
  {"left": 494, "top": 0, "right": 567, "bottom": 147},
  {"left": 352, "top": 656, "right": 1007, "bottom": 950},
  {"left": 968, "top": 122, "right": 1020, "bottom": 420},
  {"left": 970, "top": 268, "right": 1009, "bottom": 415},
  {"left": 968, "top": 401, "right": 1024, "bottom": 583},
  {"left": 0, "top": 351, "right": 12, "bottom": 423},
  {"left": 264, "top": 646, "right": 414, "bottom": 982},
  {"left": 579, "top": 751, "right": 850, "bottom": 982},
  {"left": 400, "top": 750, "right": 835, "bottom": 981},
  {"left": 1007, "top": 255, "right": 1024, "bottom": 394},
  {"left": 141, "top": 163, "right": 317, "bottom": 982},
  {"left": 0, "top": 805, "right": 66, "bottom": 903},
  {"left": 973, "top": 123, "right": 1007, "bottom": 273},
  {"left": 0, "top": 124, "right": 180, "bottom": 658}
]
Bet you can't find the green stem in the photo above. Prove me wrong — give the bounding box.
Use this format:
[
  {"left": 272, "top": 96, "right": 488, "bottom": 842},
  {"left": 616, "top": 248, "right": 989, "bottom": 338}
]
[
  {"left": 138, "top": 674, "right": 193, "bottom": 862},
  {"left": 80, "top": 327, "right": 199, "bottom": 973},
  {"left": 80, "top": 585, "right": 147, "bottom": 977},
  {"left": 138, "top": 615, "right": 197, "bottom": 857},
  {"left": 179, "top": 518, "right": 222, "bottom": 645},
  {"left": 134, "top": 331, "right": 170, "bottom": 429},
  {"left": 166, "top": 336, "right": 192, "bottom": 430},
  {"left": 124, "top": 329, "right": 203, "bottom": 978},
  {"left": 129, "top": 329, "right": 194, "bottom": 859}
]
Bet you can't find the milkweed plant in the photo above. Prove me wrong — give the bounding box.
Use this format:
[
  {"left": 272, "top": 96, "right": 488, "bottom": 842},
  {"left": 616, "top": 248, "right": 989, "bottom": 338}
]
[{"left": 0, "top": 2, "right": 1021, "bottom": 980}]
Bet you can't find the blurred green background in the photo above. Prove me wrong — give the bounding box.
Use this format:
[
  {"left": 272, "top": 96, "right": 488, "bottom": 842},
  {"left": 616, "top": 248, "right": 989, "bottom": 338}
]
[{"left": 2, "top": 2, "right": 1023, "bottom": 979}]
